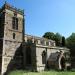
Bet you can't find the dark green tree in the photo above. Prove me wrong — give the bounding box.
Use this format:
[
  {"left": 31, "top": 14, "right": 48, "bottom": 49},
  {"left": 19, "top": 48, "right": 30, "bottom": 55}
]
[
  {"left": 43, "top": 32, "right": 55, "bottom": 40},
  {"left": 62, "top": 36, "right": 65, "bottom": 46},
  {"left": 54, "top": 33, "right": 62, "bottom": 46},
  {"left": 66, "top": 33, "right": 75, "bottom": 67},
  {"left": 43, "top": 32, "right": 62, "bottom": 46},
  {"left": 66, "top": 33, "right": 75, "bottom": 56}
]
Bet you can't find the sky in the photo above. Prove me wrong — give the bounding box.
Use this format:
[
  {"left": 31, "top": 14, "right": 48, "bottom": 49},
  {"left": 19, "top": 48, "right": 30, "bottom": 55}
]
[{"left": 0, "top": 0, "right": 75, "bottom": 38}]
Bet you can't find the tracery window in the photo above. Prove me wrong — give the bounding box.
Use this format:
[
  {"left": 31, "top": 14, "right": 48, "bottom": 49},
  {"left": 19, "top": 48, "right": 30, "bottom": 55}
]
[{"left": 12, "top": 17, "right": 18, "bottom": 30}]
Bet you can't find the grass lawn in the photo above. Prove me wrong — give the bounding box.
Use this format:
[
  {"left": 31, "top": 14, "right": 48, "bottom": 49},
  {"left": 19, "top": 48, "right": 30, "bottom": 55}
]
[{"left": 8, "top": 70, "right": 75, "bottom": 75}]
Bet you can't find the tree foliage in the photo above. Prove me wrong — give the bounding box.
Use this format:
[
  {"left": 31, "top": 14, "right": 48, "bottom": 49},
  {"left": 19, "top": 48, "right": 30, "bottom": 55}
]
[
  {"left": 62, "top": 36, "right": 65, "bottom": 46},
  {"left": 43, "top": 32, "right": 62, "bottom": 46},
  {"left": 55, "top": 33, "right": 62, "bottom": 46},
  {"left": 43, "top": 32, "right": 55, "bottom": 40},
  {"left": 66, "top": 33, "right": 75, "bottom": 56}
]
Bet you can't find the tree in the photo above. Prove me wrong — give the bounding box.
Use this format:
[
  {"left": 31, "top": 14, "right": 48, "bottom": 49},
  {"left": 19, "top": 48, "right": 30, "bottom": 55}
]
[
  {"left": 43, "top": 32, "right": 55, "bottom": 40},
  {"left": 66, "top": 33, "right": 75, "bottom": 56},
  {"left": 54, "top": 33, "right": 62, "bottom": 46},
  {"left": 62, "top": 36, "right": 65, "bottom": 46},
  {"left": 66, "top": 33, "right": 75, "bottom": 68},
  {"left": 43, "top": 32, "right": 62, "bottom": 46}
]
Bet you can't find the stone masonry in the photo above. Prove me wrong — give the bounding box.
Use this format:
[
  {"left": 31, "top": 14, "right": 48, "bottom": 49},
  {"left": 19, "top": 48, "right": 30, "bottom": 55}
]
[{"left": 0, "top": 3, "right": 24, "bottom": 75}]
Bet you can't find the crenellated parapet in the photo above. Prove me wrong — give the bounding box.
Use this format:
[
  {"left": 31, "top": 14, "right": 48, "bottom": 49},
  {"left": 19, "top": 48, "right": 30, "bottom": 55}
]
[
  {"left": 25, "top": 34, "right": 56, "bottom": 47},
  {"left": 0, "top": 2, "right": 24, "bottom": 15}
]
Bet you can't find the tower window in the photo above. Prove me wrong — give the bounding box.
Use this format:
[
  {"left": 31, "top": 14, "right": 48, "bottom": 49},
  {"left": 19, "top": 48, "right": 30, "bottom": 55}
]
[
  {"left": 13, "top": 33, "right": 15, "bottom": 39},
  {"left": 12, "top": 17, "right": 18, "bottom": 30}
]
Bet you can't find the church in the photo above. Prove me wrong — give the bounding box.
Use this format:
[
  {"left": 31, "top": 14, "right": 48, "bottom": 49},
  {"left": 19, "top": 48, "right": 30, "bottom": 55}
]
[{"left": 0, "top": 3, "right": 70, "bottom": 75}]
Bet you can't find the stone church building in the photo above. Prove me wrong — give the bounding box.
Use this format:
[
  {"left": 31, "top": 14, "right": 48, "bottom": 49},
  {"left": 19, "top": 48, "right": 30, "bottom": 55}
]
[{"left": 0, "top": 3, "right": 70, "bottom": 75}]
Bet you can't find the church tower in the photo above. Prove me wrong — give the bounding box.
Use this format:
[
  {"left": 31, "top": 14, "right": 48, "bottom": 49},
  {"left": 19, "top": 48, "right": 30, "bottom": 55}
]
[{"left": 0, "top": 3, "right": 24, "bottom": 75}]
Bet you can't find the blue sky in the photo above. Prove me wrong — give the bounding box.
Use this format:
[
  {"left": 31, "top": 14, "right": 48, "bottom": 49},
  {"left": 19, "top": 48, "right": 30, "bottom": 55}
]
[{"left": 0, "top": 0, "right": 75, "bottom": 38}]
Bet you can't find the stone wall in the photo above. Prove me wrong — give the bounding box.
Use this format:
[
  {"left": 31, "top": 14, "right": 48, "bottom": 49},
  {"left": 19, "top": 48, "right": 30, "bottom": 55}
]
[
  {"left": 35, "top": 45, "right": 70, "bottom": 71},
  {"left": 2, "top": 41, "right": 23, "bottom": 75},
  {"left": 36, "top": 46, "right": 46, "bottom": 71}
]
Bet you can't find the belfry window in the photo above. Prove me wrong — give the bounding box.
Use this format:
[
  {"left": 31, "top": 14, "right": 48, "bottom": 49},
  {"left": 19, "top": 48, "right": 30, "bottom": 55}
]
[{"left": 12, "top": 17, "right": 18, "bottom": 30}]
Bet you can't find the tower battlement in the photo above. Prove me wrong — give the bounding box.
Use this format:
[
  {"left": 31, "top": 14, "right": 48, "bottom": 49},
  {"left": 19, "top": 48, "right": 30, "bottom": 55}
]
[{"left": 0, "top": 2, "right": 24, "bottom": 15}]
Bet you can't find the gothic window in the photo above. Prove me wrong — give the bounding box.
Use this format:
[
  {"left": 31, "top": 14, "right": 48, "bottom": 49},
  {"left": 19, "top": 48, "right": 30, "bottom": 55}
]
[
  {"left": 16, "top": 17, "right": 18, "bottom": 30},
  {"left": 12, "top": 17, "right": 18, "bottom": 30},
  {"left": 13, "top": 33, "right": 15, "bottom": 39},
  {"left": 12, "top": 17, "right": 15, "bottom": 29}
]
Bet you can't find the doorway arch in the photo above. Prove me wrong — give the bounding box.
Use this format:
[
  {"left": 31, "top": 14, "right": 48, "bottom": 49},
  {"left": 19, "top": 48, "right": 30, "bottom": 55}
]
[{"left": 58, "top": 55, "right": 65, "bottom": 70}]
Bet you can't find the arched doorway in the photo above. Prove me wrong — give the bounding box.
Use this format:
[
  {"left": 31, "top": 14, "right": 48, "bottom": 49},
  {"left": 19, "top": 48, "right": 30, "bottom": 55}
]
[
  {"left": 60, "top": 56, "right": 65, "bottom": 70},
  {"left": 58, "top": 52, "right": 65, "bottom": 70},
  {"left": 42, "top": 50, "right": 46, "bottom": 64}
]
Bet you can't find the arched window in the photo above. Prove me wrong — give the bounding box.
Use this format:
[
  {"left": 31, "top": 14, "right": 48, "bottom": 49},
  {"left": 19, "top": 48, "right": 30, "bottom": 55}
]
[{"left": 42, "top": 50, "right": 46, "bottom": 64}]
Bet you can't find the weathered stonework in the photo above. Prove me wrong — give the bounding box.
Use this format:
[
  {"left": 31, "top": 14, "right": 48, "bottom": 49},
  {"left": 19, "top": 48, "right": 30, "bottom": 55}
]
[{"left": 0, "top": 3, "right": 24, "bottom": 75}]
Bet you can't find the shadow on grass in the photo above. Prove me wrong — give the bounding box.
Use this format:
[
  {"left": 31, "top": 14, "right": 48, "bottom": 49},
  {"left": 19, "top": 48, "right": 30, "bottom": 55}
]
[{"left": 8, "top": 70, "right": 75, "bottom": 75}]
